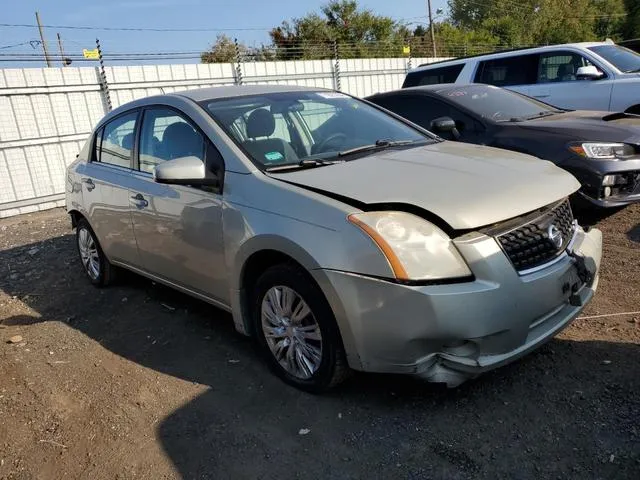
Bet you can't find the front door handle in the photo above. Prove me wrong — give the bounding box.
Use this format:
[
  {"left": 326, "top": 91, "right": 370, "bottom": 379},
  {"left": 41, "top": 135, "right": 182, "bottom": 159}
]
[
  {"left": 130, "top": 193, "right": 148, "bottom": 208},
  {"left": 533, "top": 94, "right": 550, "bottom": 98},
  {"left": 82, "top": 178, "right": 95, "bottom": 191}
]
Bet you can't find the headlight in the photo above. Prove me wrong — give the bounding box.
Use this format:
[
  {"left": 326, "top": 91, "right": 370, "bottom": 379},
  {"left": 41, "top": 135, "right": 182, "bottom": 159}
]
[
  {"left": 569, "top": 142, "right": 635, "bottom": 159},
  {"left": 348, "top": 211, "right": 472, "bottom": 281}
]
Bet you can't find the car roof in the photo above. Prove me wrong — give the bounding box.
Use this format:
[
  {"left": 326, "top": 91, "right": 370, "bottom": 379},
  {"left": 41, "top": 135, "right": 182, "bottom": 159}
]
[
  {"left": 410, "top": 41, "right": 615, "bottom": 71},
  {"left": 172, "top": 84, "right": 327, "bottom": 102},
  {"left": 367, "top": 83, "right": 487, "bottom": 98}
]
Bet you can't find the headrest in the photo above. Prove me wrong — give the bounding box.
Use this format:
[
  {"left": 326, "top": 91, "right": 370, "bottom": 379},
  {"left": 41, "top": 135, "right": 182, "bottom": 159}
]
[{"left": 246, "top": 108, "right": 275, "bottom": 138}]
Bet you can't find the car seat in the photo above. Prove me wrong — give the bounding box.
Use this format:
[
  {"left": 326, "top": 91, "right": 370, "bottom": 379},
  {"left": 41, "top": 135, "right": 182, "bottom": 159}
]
[{"left": 241, "top": 108, "right": 298, "bottom": 164}]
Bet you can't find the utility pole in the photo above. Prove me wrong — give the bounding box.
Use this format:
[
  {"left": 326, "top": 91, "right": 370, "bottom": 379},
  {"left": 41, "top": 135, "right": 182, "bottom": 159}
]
[
  {"left": 427, "top": 0, "right": 437, "bottom": 58},
  {"left": 56, "top": 33, "right": 67, "bottom": 67},
  {"left": 35, "top": 11, "right": 52, "bottom": 67}
]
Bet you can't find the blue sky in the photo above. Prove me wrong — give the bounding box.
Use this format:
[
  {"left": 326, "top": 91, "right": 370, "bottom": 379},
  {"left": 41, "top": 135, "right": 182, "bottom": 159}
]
[{"left": 1, "top": 0, "right": 448, "bottom": 66}]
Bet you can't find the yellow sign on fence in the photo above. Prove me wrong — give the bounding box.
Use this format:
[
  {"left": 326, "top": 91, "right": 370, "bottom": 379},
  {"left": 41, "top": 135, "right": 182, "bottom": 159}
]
[
  {"left": 83, "top": 49, "right": 100, "bottom": 60},
  {"left": 402, "top": 45, "right": 411, "bottom": 55}
]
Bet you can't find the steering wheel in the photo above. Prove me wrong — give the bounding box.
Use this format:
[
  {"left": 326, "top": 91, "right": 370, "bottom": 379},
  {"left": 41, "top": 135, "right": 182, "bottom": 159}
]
[{"left": 313, "top": 133, "right": 348, "bottom": 154}]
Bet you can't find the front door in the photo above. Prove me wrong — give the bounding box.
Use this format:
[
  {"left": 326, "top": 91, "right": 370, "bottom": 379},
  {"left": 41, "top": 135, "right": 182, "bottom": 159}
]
[
  {"left": 128, "top": 107, "right": 227, "bottom": 303},
  {"left": 528, "top": 51, "right": 613, "bottom": 111}
]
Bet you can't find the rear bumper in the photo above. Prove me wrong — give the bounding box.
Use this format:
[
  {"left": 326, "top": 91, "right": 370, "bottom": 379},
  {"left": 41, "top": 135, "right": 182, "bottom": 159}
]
[{"left": 315, "top": 226, "right": 602, "bottom": 386}]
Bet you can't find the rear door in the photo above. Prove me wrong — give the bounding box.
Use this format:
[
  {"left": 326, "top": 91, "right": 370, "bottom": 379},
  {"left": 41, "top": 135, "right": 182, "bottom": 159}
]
[
  {"left": 128, "top": 106, "right": 227, "bottom": 302},
  {"left": 528, "top": 50, "right": 612, "bottom": 110},
  {"left": 474, "top": 53, "right": 539, "bottom": 97},
  {"left": 81, "top": 110, "right": 141, "bottom": 266}
]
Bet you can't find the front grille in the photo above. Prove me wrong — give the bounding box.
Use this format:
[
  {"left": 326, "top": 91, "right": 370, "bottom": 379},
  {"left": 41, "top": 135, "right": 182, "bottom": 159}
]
[{"left": 487, "top": 200, "right": 575, "bottom": 272}]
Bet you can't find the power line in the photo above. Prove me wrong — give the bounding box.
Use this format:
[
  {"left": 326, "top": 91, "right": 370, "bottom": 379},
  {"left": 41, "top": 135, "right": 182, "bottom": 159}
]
[
  {"left": 0, "top": 41, "right": 39, "bottom": 50},
  {"left": 0, "top": 22, "right": 274, "bottom": 32}
]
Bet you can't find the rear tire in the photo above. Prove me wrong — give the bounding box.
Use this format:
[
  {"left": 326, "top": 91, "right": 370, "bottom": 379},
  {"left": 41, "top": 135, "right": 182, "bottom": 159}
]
[
  {"left": 76, "top": 218, "right": 117, "bottom": 287},
  {"left": 252, "top": 263, "right": 350, "bottom": 392}
]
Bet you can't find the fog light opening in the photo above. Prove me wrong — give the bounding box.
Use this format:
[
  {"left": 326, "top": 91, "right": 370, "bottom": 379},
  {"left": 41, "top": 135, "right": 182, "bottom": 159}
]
[
  {"left": 604, "top": 186, "right": 612, "bottom": 198},
  {"left": 602, "top": 175, "right": 616, "bottom": 187}
]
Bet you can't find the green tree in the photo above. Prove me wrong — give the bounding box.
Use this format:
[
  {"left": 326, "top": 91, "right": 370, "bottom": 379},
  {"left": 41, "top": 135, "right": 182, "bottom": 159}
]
[
  {"left": 201, "top": 34, "right": 246, "bottom": 63},
  {"left": 592, "top": 0, "right": 627, "bottom": 39},
  {"left": 529, "top": 0, "right": 598, "bottom": 44},
  {"left": 447, "top": 0, "right": 630, "bottom": 45},
  {"left": 623, "top": 0, "right": 640, "bottom": 39},
  {"left": 269, "top": 1, "right": 407, "bottom": 59},
  {"left": 201, "top": 35, "right": 275, "bottom": 63}
]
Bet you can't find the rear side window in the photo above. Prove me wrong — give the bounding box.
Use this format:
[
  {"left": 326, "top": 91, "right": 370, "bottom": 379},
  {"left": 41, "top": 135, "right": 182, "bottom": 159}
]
[
  {"left": 94, "top": 112, "right": 138, "bottom": 168},
  {"left": 475, "top": 54, "right": 539, "bottom": 87},
  {"left": 403, "top": 64, "right": 464, "bottom": 87}
]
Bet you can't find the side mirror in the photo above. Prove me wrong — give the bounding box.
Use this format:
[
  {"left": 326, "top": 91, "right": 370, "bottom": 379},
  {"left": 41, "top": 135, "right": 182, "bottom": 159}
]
[
  {"left": 154, "top": 156, "right": 219, "bottom": 187},
  {"left": 576, "top": 65, "right": 604, "bottom": 80},
  {"left": 430, "top": 116, "right": 461, "bottom": 140}
]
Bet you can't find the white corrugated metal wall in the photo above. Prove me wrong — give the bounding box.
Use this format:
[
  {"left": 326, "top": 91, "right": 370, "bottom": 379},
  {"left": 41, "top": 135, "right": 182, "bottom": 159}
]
[{"left": 0, "top": 56, "right": 439, "bottom": 218}]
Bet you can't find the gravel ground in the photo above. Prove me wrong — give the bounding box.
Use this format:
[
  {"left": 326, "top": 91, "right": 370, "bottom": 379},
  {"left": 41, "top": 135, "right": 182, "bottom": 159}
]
[{"left": 0, "top": 205, "right": 639, "bottom": 480}]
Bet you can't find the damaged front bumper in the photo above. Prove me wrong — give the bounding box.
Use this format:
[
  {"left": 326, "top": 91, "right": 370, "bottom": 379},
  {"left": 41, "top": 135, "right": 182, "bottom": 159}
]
[{"left": 317, "top": 226, "right": 602, "bottom": 387}]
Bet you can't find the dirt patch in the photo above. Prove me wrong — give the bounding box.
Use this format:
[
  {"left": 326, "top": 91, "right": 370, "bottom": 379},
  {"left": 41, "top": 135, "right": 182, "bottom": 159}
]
[{"left": 1, "top": 206, "right": 639, "bottom": 479}]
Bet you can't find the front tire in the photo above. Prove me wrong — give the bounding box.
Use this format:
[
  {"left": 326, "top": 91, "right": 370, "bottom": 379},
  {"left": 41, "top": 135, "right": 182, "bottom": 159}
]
[
  {"left": 76, "top": 218, "right": 116, "bottom": 287},
  {"left": 252, "top": 264, "right": 350, "bottom": 392}
]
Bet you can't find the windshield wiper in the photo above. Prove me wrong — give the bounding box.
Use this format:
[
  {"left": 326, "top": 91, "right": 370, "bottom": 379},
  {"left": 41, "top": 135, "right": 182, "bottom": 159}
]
[
  {"left": 337, "top": 139, "right": 421, "bottom": 158},
  {"left": 625, "top": 67, "right": 640, "bottom": 73},
  {"left": 264, "top": 158, "right": 342, "bottom": 172},
  {"left": 525, "top": 111, "right": 558, "bottom": 120},
  {"left": 506, "top": 111, "right": 558, "bottom": 122}
]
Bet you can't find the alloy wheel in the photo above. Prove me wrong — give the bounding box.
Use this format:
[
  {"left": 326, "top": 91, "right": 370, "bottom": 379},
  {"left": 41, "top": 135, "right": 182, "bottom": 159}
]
[
  {"left": 78, "top": 227, "right": 100, "bottom": 280},
  {"left": 260, "top": 285, "right": 323, "bottom": 379}
]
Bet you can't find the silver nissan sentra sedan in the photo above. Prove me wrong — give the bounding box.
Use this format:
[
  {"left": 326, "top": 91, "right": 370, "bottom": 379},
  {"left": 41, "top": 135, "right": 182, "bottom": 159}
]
[{"left": 66, "top": 85, "right": 602, "bottom": 391}]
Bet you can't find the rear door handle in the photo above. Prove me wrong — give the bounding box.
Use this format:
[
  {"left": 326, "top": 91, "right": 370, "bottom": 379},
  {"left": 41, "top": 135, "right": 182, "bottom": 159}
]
[
  {"left": 130, "top": 193, "right": 148, "bottom": 208},
  {"left": 533, "top": 94, "right": 550, "bottom": 98},
  {"left": 82, "top": 178, "right": 95, "bottom": 191}
]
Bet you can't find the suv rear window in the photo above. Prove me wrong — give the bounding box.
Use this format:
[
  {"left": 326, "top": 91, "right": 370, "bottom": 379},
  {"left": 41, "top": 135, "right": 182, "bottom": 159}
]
[
  {"left": 403, "top": 64, "right": 464, "bottom": 88},
  {"left": 475, "top": 54, "right": 539, "bottom": 87}
]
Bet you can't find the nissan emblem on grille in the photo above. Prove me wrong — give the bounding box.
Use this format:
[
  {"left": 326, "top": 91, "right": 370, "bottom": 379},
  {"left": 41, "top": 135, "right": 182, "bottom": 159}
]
[
  {"left": 547, "top": 224, "right": 563, "bottom": 249},
  {"left": 492, "top": 199, "right": 575, "bottom": 272}
]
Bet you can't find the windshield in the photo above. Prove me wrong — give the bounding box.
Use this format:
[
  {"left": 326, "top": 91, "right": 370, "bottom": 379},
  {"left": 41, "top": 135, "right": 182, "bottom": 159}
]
[
  {"left": 202, "top": 91, "right": 431, "bottom": 169},
  {"left": 588, "top": 45, "right": 640, "bottom": 73},
  {"left": 442, "top": 85, "right": 562, "bottom": 122}
]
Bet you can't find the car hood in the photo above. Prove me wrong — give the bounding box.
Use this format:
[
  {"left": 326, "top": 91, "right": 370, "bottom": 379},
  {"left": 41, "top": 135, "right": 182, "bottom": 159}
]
[
  {"left": 516, "top": 111, "right": 640, "bottom": 143},
  {"left": 272, "top": 142, "right": 580, "bottom": 230}
]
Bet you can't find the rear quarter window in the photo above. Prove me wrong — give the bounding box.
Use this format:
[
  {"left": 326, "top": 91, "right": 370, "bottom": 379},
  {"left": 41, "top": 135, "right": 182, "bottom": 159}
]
[{"left": 403, "top": 64, "right": 465, "bottom": 88}]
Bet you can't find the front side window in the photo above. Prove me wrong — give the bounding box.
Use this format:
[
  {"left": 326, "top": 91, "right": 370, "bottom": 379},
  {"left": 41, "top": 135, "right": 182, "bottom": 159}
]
[
  {"left": 475, "top": 54, "right": 539, "bottom": 87},
  {"left": 96, "top": 112, "right": 137, "bottom": 168},
  {"left": 588, "top": 45, "right": 640, "bottom": 73},
  {"left": 374, "top": 95, "right": 449, "bottom": 128},
  {"left": 375, "top": 95, "right": 480, "bottom": 140},
  {"left": 537, "top": 52, "right": 600, "bottom": 83},
  {"left": 202, "top": 91, "right": 431, "bottom": 169},
  {"left": 138, "top": 108, "right": 205, "bottom": 174},
  {"left": 403, "top": 64, "right": 464, "bottom": 87}
]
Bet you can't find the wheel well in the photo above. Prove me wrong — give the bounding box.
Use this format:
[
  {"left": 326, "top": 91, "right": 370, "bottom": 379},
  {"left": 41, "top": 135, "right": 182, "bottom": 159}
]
[
  {"left": 240, "top": 249, "right": 306, "bottom": 336},
  {"left": 625, "top": 104, "right": 640, "bottom": 115}
]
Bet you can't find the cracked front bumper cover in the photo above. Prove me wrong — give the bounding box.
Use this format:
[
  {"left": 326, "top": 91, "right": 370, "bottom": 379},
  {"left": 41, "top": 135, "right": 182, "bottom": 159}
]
[{"left": 317, "top": 226, "right": 602, "bottom": 387}]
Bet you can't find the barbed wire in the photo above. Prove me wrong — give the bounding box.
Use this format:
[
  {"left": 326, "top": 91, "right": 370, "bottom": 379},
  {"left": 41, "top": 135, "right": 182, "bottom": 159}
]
[{"left": 0, "top": 37, "right": 623, "bottom": 65}]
